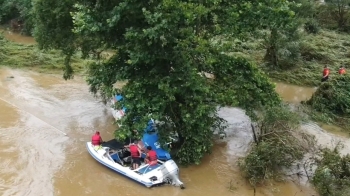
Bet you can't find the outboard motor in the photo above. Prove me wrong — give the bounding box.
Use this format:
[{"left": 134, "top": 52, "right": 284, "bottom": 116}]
[{"left": 161, "top": 160, "right": 185, "bottom": 189}]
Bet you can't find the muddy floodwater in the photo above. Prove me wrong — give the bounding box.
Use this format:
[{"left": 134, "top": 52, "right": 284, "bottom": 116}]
[
  {"left": 0, "top": 28, "right": 35, "bottom": 45},
  {"left": 0, "top": 68, "right": 320, "bottom": 196},
  {"left": 274, "top": 82, "right": 317, "bottom": 103}
]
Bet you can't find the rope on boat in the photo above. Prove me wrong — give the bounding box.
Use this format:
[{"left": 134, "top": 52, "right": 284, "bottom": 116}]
[{"left": 0, "top": 97, "right": 68, "bottom": 136}]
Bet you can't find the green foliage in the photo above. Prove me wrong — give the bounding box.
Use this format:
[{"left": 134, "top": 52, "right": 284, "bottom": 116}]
[
  {"left": 293, "top": 0, "right": 317, "bottom": 19},
  {"left": 0, "top": 0, "right": 33, "bottom": 34},
  {"left": 304, "top": 75, "right": 350, "bottom": 128},
  {"left": 313, "top": 148, "right": 350, "bottom": 196},
  {"left": 32, "top": 0, "right": 78, "bottom": 79},
  {"left": 305, "top": 19, "right": 321, "bottom": 34},
  {"left": 307, "top": 75, "right": 350, "bottom": 117},
  {"left": 247, "top": 0, "right": 302, "bottom": 68},
  {"left": 293, "top": 0, "right": 320, "bottom": 34},
  {"left": 57, "top": 0, "right": 283, "bottom": 165},
  {"left": 239, "top": 105, "right": 305, "bottom": 186},
  {"left": 232, "top": 27, "right": 350, "bottom": 86},
  {"left": 324, "top": 0, "right": 350, "bottom": 31}
]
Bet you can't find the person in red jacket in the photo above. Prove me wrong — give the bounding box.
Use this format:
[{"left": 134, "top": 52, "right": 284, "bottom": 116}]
[
  {"left": 127, "top": 140, "right": 141, "bottom": 170},
  {"left": 145, "top": 146, "right": 158, "bottom": 166},
  {"left": 339, "top": 66, "right": 346, "bottom": 75},
  {"left": 91, "top": 131, "right": 103, "bottom": 146},
  {"left": 321, "top": 65, "right": 330, "bottom": 82}
]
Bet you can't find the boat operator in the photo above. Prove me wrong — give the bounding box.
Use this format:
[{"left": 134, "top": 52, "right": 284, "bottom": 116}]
[{"left": 145, "top": 146, "right": 158, "bottom": 166}]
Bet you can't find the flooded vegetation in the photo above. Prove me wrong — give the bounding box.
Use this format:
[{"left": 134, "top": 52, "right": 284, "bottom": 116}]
[
  {"left": 2, "top": 0, "right": 350, "bottom": 195},
  {"left": 0, "top": 28, "right": 88, "bottom": 73},
  {"left": 1, "top": 31, "right": 349, "bottom": 196},
  {"left": 0, "top": 28, "right": 35, "bottom": 44},
  {"left": 0, "top": 67, "right": 321, "bottom": 196}
]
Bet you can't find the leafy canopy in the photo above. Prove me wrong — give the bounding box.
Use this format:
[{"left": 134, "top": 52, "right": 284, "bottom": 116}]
[{"left": 33, "top": 0, "right": 289, "bottom": 164}]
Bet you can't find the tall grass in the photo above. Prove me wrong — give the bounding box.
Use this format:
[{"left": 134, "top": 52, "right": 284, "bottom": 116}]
[{"left": 0, "top": 33, "right": 89, "bottom": 74}]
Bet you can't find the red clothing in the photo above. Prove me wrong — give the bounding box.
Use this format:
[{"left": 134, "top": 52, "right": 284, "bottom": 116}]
[
  {"left": 323, "top": 68, "right": 330, "bottom": 77},
  {"left": 91, "top": 134, "right": 102, "bottom": 146},
  {"left": 148, "top": 150, "right": 157, "bottom": 161},
  {"left": 147, "top": 150, "right": 158, "bottom": 165},
  {"left": 339, "top": 68, "right": 346, "bottom": 75},
  {"left": 130, "top": 145, "right": 140, "bottom": 158}
]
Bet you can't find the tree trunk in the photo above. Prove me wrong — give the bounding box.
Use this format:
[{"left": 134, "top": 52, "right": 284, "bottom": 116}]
[
  {"left": 336, "top": 2, "right": 347, "bottom": 30},
  {"left": 264, "top": 28, "right": 279, "bottom": 68}
]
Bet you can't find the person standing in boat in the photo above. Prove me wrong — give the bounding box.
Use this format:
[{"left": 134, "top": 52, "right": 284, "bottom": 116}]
[
  {"left": 145, "top": 146, "right": 158, "bottom": 166},
  {"left": 128, "top": 140, "right": 142, "bottom": 170},
  {"left": 321, "top": 65, "right": 330, "bottom": 82}
]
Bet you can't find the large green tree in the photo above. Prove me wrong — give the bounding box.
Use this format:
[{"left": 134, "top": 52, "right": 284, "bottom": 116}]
[{"left": 33, "top": 0, "right": 287, "bottom": 164}]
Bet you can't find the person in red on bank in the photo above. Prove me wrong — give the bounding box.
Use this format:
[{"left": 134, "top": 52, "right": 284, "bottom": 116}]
[
  {"left": 145, "top": 146, "right": 158, "bottom": 166},
  {"left": 339, "top": 66, "right": 346, "bottom": 75},
  {"left": 91, "top": 131, "right": 104, "bottom": 146},
  {"left": 321, "top": 65, "right": 330, "bottom": 82}
]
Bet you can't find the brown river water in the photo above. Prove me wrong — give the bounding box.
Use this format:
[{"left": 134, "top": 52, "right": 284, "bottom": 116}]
[{"left": 1, "top": 29, "right": 347, "bottom": 196}]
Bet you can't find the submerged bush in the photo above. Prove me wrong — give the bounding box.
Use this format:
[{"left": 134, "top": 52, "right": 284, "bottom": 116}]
[
  {"left": 313, "top": 148, "right": 350, "bottom": 196},
  {"left": 306, "top": 75, "right": 350, "bottom": 117},
  {"left": 239, "top": 105, "right": 306, "bottom": 186},
  {"left": 305, "top": 19, "right": 320, "bottom": 34}
]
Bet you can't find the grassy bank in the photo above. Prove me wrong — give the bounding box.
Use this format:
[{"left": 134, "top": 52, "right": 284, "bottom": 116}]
[
  {"left": 0, "top": 33, "right": 89, "bottom": 74},
  {"left": 233, "top": 29, "right": 350, "bottom": 87}
]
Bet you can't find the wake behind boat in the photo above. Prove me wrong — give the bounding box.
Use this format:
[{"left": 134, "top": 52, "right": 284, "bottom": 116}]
[{"left": 86, "top": 138, "right": 184, "bottom": 188}]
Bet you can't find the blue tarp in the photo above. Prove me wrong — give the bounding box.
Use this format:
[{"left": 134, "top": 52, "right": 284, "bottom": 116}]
[
  {"left": 115, "top": 95, "right": 123, "bottom": 102},
  {"left": 142, "top": 131, "right": 171, "bottom": 160},
  {"left": 115, "top": 95, "right": 127, "bottom": 113}
]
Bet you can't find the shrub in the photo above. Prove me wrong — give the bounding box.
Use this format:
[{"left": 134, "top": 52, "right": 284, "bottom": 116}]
[
  {"left": 313, "top": 148, "right": 350, "bottom": 196},
  {"left": 305, "top": 19, "right": 321, "bottom": 34},
  {"left": 239, "top": 105, "right": 306, "bottom": 186},
  {"left": 306, "top": 75, "right": 350, "bottom": 117}
]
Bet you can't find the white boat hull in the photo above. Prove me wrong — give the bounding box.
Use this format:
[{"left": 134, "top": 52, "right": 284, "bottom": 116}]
[{"left": 86, "top": 142, "right": 184, "bottom": 188}]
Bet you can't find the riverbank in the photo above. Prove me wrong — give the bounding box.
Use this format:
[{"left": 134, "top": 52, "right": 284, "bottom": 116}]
[
  {"left": 0, "top": 30, "right": 89, "bottom": 75},
  {"left": 232, "top": 29, "right": 350, "bottom": 87}
]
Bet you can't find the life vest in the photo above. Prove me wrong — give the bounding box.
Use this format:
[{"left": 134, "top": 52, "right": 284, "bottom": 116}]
[
  {"left": 148, "top": 150, "right": 157, "bottom": 161},
  {"left": 91, "top": 134, "right": 101, "bottom": 146},
  {"left": 323, "top": 68, "right": 330, "bottom": 76},
  {"left": 130, "top": 145, "right": 140, "bottom": 158},
  {"left": 339, "top": 68, "right": 346, "bottom": 75}
]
